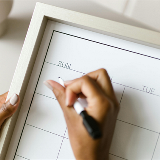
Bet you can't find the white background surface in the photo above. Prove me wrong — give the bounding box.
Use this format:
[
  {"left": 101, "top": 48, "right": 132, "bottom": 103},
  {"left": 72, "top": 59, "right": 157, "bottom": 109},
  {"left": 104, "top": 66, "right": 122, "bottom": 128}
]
[{"left": 0, "top": 0, "right": 160, "bottom": 95}]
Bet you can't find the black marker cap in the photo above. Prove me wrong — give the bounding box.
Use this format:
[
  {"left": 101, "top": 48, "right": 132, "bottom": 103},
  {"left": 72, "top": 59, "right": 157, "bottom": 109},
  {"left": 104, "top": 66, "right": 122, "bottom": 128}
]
[{"left": 80, "top": 111, "right": 102, "bottom": 139}]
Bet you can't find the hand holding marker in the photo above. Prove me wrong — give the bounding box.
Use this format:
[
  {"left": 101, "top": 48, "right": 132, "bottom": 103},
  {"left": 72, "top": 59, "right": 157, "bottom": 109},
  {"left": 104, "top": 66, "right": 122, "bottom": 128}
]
[
  {"left": 44, "top": 69, "right": 119, "bottom": 160},
  {"left": 58, "top": 77, "right": 102, "bottom": 139}
]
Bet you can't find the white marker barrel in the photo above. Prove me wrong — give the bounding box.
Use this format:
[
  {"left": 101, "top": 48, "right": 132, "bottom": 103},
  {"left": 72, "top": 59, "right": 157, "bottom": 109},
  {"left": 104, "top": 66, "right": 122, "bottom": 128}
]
[{"left": 74, "top": 101, "right": 84, "bottom": 114}]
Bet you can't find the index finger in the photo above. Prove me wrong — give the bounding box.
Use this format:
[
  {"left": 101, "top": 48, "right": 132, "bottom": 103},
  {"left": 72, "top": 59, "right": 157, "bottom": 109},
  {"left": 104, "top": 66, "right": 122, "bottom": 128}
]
[
  {"left": 66, "top": 75, "right": 105, "bottom": 106},
  {"left": 65, "top": 69, "right": 116, "bottom": 101},
  {"left": 87, "top": 69, "right": 115, "bottom": 98}
]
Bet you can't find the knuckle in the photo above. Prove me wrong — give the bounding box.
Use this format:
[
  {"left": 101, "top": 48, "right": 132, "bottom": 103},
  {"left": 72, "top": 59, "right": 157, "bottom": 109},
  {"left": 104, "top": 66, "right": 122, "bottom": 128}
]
[
  {"left": 99, "top": 68, "right": 111, "bottom": 80},
  {"left": 0, "top": 102, "right": 14, "bottom": 115},
  {"left": 94, "top": 96, "right": 109, "bottom": 107},
  {"left": 73, "top": 75, "right": 92, "bottom": 85},
  {"left": 93, "top": 97, "right": 114, "bottom": 115},
  {"left": 54, "top": 90, "right": 63, "bottom": 101},
  {"left": 104, "top": 98, "right": 113, "bottom": 110},
  {"left": 110, "top": 96, "right": 120, "bottom": 109},
  {"left": 98, "top": 96, "right": 119, "bottom": 113},
  {"left": 99, "top": 68, "right": 108, "bottom": 76},
  {"left": 0, "top": 96, "right": 6, "bottom": 104},
  {"left": 109, "top": 98, "right": 120, "bottom": 112},
  {"left": 114, "top": 100, "right": 120, "bottom": 111},
  {"left": 1, "top": 103, "right": 7, "bottom": 112},
  {"left": 81, "top": 75, "right": 91, "bottom": 83}
]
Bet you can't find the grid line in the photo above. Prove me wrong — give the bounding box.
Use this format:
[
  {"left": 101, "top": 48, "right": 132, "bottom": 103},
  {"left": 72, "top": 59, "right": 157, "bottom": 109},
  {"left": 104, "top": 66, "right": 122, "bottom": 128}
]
[
  {"left": 16, "top": 155, "right": 30, "bottom": 160},
  {"left": 117, "top": 119, "right": 159, "bottom": 134},
  {"left": 109, "top": 153, "right": 128, "bottom": 160},
  {"left": 36, "top": 92, "right": 57, "bottom": 100},
  {"left": 151, "top": 133, "right": 160, "bottom": 160},
  {"left": 120, "top": 87, "right": 125, "bottom": 104},
  {"left": 113, "top": 81, "right": 160, "bottom": 97},
  {"left": 45, "top": 61, "right": 85, "bottom": 74},
  {"left": 56, "top": 128, "right": 68, "bottom": 160},
  {"left": 26, "top": 124, "right": 68, "bottom": 139}
]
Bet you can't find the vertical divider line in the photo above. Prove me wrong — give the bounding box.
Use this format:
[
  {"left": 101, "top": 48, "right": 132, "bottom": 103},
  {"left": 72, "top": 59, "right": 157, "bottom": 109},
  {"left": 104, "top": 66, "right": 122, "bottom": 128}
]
[
  {"left": 151, "top": 133, "right": 160, "bottom": 160},
  {"left": 13, "top": 30, "right": 55, "bottom": 160},
  {"left": 120, "top": 87, "right": 125, "bottom": 104},
  {"left": 56, "top": 128, "right": 67, "bottom": 160}
]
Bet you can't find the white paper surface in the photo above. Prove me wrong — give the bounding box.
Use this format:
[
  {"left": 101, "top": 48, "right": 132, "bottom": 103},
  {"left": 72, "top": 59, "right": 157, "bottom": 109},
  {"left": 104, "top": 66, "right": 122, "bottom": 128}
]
[{"left": 6, "top": 20, "right": 160, "bottom": 160}]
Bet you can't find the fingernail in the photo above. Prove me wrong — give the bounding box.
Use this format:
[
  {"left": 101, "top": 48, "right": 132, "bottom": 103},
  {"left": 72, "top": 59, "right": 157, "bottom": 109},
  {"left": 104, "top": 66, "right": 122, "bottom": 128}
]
[
  {"left": 43, "top": 81, "right": 53, "bottom": 90},
  {"left": 10, "top": 94, "right": 18, "bottom": 105}
]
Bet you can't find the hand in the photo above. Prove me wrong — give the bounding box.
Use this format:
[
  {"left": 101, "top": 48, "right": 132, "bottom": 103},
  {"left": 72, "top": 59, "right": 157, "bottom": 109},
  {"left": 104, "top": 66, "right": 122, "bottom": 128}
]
[
  {"left": 0, "top": 92, "right": 20, "bottom": 128},
  {"left": 45, "top": 69, "right": 119, "bottom": 160}
]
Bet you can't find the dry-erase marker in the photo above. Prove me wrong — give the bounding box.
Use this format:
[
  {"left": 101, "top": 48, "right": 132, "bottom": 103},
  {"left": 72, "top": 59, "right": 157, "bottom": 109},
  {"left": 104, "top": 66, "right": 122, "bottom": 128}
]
[{"left": 58, "top": 77, "right": 102, "bottom": 139}]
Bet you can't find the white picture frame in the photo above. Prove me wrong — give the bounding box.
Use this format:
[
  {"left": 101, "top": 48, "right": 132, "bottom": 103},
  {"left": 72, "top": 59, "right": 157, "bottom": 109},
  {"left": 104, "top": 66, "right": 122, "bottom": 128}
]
[{"left": 0, "top": 2, "right": 160, "bottom": 159}]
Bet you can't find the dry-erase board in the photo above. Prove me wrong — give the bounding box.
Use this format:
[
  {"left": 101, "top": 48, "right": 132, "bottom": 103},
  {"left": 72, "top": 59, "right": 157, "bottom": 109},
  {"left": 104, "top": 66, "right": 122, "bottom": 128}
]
[
  {"left": 5, "top": 20, "right": 160, "bottom": 160},
  {"left": 1, "top": 2, "right": 160, "bottom": 160}
]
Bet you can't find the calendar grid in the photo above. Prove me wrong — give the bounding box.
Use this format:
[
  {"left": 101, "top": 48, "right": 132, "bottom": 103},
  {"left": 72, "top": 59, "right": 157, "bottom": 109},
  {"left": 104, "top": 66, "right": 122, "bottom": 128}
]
[
  {"left": 34, "top": 91, "right": 160, "bottom": 134},
  {"left": 14, "top": 30, "right": 160, "bottom": 160}
]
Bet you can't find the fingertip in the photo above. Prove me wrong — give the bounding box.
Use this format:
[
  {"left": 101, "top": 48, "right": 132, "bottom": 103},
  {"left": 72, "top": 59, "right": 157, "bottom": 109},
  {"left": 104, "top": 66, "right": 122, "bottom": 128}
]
[
  {"left": 0, "top": 94, "right": 20, "bottom": 120},
  {"left": 65, "top": 88, "right": 78, "bottom": 107},
  {"left": 43, "top": 80, "right": 53, "bottom": 90},
  {"left": 44, "top": 80, "right": 64, "bottom": 91},
  {"left": 10, "top": 94, "right": 19, "bottom": 106}
]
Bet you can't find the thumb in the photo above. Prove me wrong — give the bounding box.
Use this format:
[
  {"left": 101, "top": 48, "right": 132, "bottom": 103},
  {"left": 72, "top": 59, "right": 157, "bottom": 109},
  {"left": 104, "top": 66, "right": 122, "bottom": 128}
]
[
  {"left": 44, "top": 80, "right": 66, "bottom": 111},
  {"left": 0, "top": 93, "right": 20, "bottom": 127},
  {"left": 44, "top": 80, "right": 79, "bottom": 123}
]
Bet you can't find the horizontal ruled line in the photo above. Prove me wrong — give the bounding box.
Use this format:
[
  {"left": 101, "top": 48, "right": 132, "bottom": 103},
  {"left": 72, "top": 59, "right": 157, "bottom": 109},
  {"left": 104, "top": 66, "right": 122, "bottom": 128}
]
[{"left": 26, "top": 124, "right": 68, "bottom": 139}]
